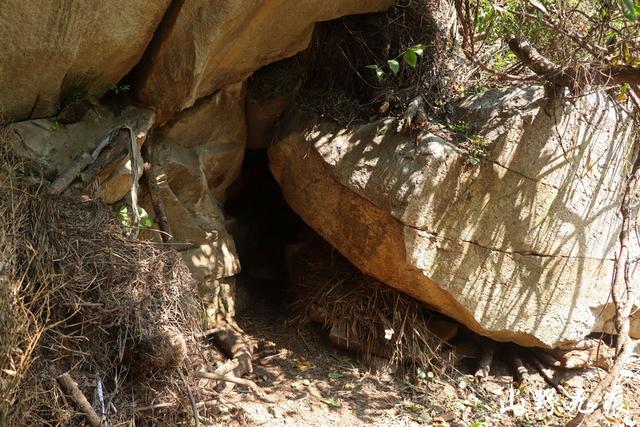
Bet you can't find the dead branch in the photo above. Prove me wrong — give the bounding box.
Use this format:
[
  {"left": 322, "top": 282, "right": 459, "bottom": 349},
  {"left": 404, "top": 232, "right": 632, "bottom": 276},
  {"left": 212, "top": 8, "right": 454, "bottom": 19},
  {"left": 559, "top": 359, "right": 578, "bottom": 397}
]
[
  {"left": 125, "top": 125, "right": 141, "bottom": 239},
  {"left": 56, "top": 373, "right": 103, "bottom": 427},
  {"left": 527, "top": 355, "right": 570, "bottom": 398},
  {"left": 82, "top": 130, "right": 129, "bottom": 191},
  {"left": 141, "top": 140, "right": 173, "bottom": 243},
  {"left": 534, "top": 350, "right": 562, "bottom": 368},
  {"left": 193, "top": 371, "right": 275, "bottom": 403},
  {"left": 48, "top": 153, "right": 93, "bottom": 195},
  {"left": 49, "top": 125, "right": 127, "bottom": 195},
  {"left": 508, "top": 37, "right": 640, "bottom": 87},
  {"left": 178, "top": 370, "right": 200, "bottom": 427}
]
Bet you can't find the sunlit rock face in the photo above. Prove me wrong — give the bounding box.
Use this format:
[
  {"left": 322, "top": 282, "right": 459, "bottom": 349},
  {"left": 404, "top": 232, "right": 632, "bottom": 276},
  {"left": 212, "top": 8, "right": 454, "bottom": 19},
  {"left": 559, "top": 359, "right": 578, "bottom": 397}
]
[
  {"left": 135, "top": 0, "right": 394, "bottom": 122},
  {"left": 148, "top": 82, "right": 247, "bottom": 282},
  {"left": 0, "top": 0, "right": 171, "bottom": 121},
  {"left": 269, "top": 86, "right": 640, "bottom": 349}
]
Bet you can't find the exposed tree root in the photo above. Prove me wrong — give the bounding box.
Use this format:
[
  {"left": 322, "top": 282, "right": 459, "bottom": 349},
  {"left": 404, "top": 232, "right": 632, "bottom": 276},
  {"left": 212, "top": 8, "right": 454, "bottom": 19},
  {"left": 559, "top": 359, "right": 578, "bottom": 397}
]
[{"left": 508, "top": 37, "right": 640, "bottom": 88}]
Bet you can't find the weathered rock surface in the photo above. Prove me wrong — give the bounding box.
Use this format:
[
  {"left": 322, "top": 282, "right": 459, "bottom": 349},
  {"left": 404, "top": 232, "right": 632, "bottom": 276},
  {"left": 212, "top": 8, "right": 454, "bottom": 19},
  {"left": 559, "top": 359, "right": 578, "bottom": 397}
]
[
  {"left": 135, "top": 0, "right": 393, "bottom": 122},
  {"left": 9, "top": 103, "right": 155, "bottom": 203},
  {"left": 149, "top": 83, "right": 246, "bottom": 283},
  {"left": 269, "top": 86, "right": 640, "bottom": 348},
  {"left": 0, "top": 1, "right": 170, "bottom": 121}
]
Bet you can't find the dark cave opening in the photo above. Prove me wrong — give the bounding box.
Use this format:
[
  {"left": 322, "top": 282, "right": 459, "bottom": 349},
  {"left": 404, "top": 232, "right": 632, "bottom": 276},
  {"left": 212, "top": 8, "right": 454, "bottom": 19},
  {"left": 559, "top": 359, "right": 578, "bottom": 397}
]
[{"left": 224, "top": 148, "right": 304, "bottom": 313}]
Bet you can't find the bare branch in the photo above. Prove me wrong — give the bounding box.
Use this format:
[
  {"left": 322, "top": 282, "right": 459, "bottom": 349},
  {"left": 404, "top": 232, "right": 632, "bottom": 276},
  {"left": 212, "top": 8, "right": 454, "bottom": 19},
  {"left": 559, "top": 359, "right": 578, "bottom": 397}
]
[{"left": 508, "top": 37, "right": 640, "bottom": 87}]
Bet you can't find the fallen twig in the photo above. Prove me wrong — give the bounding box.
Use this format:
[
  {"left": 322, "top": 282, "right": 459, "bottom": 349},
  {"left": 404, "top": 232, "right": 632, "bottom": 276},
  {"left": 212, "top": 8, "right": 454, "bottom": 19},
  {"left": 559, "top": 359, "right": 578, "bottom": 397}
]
[
  {"left": 179, "top": 370, "right": 200, "bottom": 427},
  {"left": 56, "top": 373, "right": 103, "bottom": 427},
  {"left": 193, "top": 371, "right": 275, "bottom": 403},
  {"left": 528, "top": 355, "right": 570, "bottom": 398}
]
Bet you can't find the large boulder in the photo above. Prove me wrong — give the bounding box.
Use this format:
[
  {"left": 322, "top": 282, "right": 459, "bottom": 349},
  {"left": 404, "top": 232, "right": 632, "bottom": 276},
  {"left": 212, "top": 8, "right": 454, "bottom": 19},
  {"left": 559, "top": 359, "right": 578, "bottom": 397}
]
[
  {"left": 147, "top": 82, "right": 246, "bottom": 286},
  {"left": 269, "top": 86, "right": 640, "bottom": 348},
  {"left": 0, "top": 1, "right": 170, "bottom": 121},
  {"left": 135, "top": 0, "right": 394, "bottom": 122}
]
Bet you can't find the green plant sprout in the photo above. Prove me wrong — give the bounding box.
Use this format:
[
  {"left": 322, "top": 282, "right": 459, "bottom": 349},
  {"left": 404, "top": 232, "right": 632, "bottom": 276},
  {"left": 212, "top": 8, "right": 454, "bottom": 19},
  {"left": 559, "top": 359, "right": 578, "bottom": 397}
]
[
  {"left": 366, "top": 44, "right": 426, "bottom": 82},
  {"left": 107, "top": 84, "right": 131, "bottom": 95},
  {"left": 118, "top": 205, "right": 155, "bottom": 233},
  {"left": 449, "top": 121, "right": 489, "bottom": 165},
  {"left": 50, "top": 121, "right": 61, "bottom": 134}
]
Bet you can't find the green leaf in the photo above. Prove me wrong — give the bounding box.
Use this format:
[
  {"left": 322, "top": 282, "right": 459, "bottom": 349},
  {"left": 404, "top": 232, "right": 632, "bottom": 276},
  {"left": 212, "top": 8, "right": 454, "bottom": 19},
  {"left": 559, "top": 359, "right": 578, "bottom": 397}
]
[
  {"left": 365, "top": 64, "right": 385, "bottom": 82},
  {"left": 387, "top": 59, "right": 400, "bottom": 75},
  {"left": 468, "top": 156, "right": 481, "bottom": 165},
  {"left": 402, "top": 50, "right": 418, "bottom": 68},
  {"left": 50, "top": 121, "right": 61, "bottom": 134},
  {"left": 408, "top": 44, "right": 426, "bottom": 56},
  {"left": 118, "top": 205, "right": 131, "bottom": 228},
  {"left": 528, "top": 0, "right": 548, "bottom": 14},
  {"left": 327, "top": 371, "right": 344, "bottom": 379},
  {"left": 621, "top": 0, "right": 637, "bottom": 20},
  {"left": 621, "top": 83, "right": 630, "bottom": 96},
  {"left": 320, "top": 397, "right": 342, "bottom": 408}
]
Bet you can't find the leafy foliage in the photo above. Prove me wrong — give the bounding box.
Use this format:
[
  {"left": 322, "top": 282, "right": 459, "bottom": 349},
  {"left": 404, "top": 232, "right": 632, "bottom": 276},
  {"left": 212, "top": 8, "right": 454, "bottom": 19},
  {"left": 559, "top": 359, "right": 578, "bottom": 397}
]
[
  {"left": 456, "top": 0, "right": 640, "bottom": 90},
  {"left": 366, "top": 44, "right": 427, "bottom": 82},
  {"left": 107, "top": 84, "right": 131, "bottom": 95},
  {"left": 118, "top": 205, "right": 154, "bottom": 232}
]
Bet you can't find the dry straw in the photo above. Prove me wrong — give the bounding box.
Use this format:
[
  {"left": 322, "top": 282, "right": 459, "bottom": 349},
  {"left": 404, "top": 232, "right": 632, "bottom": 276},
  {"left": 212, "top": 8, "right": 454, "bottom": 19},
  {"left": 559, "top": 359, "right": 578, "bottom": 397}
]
[
  {"left": 0, "top": 138, "right": 206, "bottom": 425},
  {"left": 289, "top": 237, "right": 455, "bottom": 376}
]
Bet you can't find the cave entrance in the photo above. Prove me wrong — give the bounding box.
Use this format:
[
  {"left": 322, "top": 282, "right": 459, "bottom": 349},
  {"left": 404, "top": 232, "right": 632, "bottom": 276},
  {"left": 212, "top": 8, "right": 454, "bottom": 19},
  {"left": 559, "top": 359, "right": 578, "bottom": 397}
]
[{"left": 225, "top": 148, "right": 303, "bottom": 315}]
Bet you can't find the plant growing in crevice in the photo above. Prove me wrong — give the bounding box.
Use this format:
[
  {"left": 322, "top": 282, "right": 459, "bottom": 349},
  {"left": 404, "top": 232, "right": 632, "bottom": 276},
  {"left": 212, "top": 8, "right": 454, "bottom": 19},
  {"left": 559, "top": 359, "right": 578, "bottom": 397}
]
[
  {"left": 49, "top": 121, "right": 61, "bottom": 135},
  {"left": 118, "top": 205, "right": 154, "bottom": 234},
  {"left": 450, "top": 121, "right": 489, "bottom": 165},
  {"left": 106, "top": 84, "right": 131, "bottom": 95},
  {"left": 365, "top": 44, "right": 427, "bottom": 82},
  {"left": 465, "top": 135, "right": 489, "bottom": 165}
]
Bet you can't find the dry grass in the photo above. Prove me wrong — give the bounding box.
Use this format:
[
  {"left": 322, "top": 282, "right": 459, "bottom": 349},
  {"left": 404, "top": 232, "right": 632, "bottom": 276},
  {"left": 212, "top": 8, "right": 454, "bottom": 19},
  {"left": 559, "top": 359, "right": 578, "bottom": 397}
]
[
  {"left": 288, "top": 236, "right": 455, "bottom": 377},
  {"left": 0, "top": 139, "right": 207, "bottom": 425}
]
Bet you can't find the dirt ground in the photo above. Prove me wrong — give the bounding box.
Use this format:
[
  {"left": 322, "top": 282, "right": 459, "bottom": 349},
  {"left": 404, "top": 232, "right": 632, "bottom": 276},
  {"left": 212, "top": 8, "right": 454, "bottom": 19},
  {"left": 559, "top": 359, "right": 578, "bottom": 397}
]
[{"left": 199, "top": 297, "right": 640, "bottom": 427}]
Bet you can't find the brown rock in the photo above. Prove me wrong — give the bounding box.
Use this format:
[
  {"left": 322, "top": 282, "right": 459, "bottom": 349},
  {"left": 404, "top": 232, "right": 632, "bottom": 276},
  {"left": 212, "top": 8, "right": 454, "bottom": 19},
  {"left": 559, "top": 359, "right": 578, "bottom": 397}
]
[
  {"left": 269, "top": 86, "right": 640, "bottom": 348},
  {"left": 0, "top": 1, "right": 170, "bottom": 121},
  {"left": 150, "top": 82, "right": 246, "bottom": 281},
  {"left": 246, "top": 96, "right": 291, "bottom": 149},
  {"left": 135, "top": 0, "right": 394, "bottom": 122},
  {"left": 9, "top": 103, "right": 155, "bottom": 203}
]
